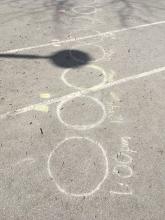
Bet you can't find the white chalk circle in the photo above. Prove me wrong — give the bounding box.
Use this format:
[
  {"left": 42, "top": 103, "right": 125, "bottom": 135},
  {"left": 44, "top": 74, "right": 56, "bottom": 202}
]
[
  {"left": 57, "top": 95, "right": 106, "bottom": 130},
  {"left": 72, "top": 6, "right": 96, "bottom": 15},
  {"left": 70, "top": 45, "right": 105, "bottom": 63},
  {"left": 61, "top": 65, "right": 107, "bottom": 90},
  {"left": 47, "top": 137, "right": 109, "bottom": 197}
]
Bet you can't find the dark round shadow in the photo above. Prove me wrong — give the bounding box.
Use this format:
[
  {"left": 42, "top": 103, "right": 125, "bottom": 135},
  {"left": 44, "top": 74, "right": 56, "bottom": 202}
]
[{"left": 49, "top": 49, "right": 91, "bottom": 68}]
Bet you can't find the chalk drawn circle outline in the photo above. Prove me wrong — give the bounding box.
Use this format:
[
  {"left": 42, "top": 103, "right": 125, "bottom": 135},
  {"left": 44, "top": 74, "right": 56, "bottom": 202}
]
[
  {"left": 57, "top": 95, "right": 107, "bottom": 130},
  {"left": 61, "top": 65, "right": 108, "bottom": 91},
  {"left": 47, "top": 136, "right": 109, "bottom": 197},
  {"left": 72, "top": 6, "right": 97, "bottom": 15},
  {"left": 69, "top": 44, "right": 105, "bottom": 63}
]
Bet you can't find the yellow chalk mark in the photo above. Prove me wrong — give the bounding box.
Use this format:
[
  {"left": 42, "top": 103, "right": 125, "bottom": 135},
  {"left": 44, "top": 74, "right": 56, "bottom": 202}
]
[
  {"left": 40, "top": 93, "right": 51, "bottom": 99},
  {"left": 34, "top": 105, "right": 49, "bottom": 112}
]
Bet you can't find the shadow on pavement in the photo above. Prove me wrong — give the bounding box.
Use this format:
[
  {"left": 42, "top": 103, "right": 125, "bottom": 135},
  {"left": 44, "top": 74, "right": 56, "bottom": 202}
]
[{"left": 0, "top": 49, "right": 92, "bottom": 68}]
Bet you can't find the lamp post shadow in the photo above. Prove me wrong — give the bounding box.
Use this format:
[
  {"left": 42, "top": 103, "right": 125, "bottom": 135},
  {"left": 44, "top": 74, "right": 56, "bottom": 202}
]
[{"left": 0, "top": 49, "right": 92, "bottom": 69}]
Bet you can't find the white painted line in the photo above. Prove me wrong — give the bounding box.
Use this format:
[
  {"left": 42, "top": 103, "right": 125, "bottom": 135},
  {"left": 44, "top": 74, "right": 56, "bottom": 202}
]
[
  {"left": 1, "top": 20, "right": 165, "bottom": 54},
  {"left": 0, "top": 66, "right": 165, "bottom": 120}
]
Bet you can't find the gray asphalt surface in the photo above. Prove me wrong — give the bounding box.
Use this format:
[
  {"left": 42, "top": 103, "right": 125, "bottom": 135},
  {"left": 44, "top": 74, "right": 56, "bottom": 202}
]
[{"left": 0, "top": 0, "right": 165, "bottom": 219}]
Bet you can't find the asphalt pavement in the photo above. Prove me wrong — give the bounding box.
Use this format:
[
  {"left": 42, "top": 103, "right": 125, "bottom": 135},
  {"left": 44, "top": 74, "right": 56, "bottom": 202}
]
[{"left": 0, "top": 0, "right": 165, "bottom": 219}]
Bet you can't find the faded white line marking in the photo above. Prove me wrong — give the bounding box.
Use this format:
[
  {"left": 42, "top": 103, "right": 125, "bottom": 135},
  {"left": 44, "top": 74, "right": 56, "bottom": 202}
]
[
  {"left": 0, "top": 66, "right": 165, "bottom": 120},
  {"left": 1, "top": 20, "right": 165, "bottom": 54}
]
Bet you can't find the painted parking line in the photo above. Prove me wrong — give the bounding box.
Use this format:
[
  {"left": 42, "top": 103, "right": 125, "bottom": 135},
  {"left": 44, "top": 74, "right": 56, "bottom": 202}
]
[
  {"left": 1, "top": 65, "right": 165, "bottom": 120},
  {"left": 0, "top": 19, "right": 165, "bottom": 54}
]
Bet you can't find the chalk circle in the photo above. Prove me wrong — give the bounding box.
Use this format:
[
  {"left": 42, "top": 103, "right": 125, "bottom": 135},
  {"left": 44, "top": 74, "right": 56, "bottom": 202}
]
[
  {"left": 61, "top": 65, "right": 107, "bottom": 90},
  {"left": 72, "top": 6, "right": 96, "bottom": 15},
  {"left": 57, "top": 95, "right": 106, "bottom": 130},
  {"left": 47, "top": 137, "right": 109, "bottom": 197},
  {"left": 70, "top": 45, "right": 105, "bottom": 63}
]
